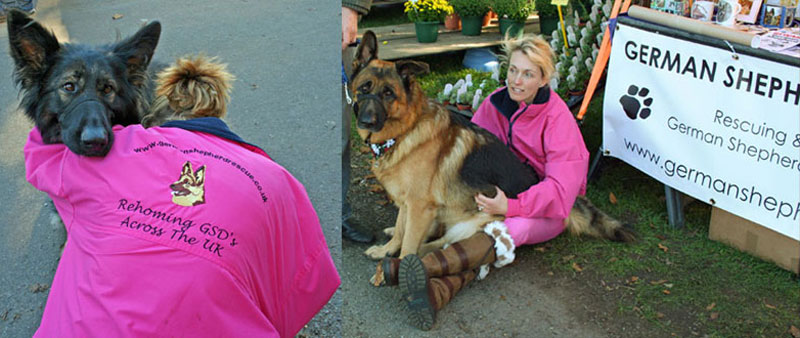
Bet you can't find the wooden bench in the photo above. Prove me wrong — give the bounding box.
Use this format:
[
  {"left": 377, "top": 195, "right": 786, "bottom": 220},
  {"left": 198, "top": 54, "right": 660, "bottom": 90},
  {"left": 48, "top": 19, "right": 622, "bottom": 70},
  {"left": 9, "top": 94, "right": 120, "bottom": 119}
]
[
  {"left": 357, "top": 16, "right": 542, "bottom": 60},
  {"left": 371, "top": 0, "right": 406, "bottom": 5}
]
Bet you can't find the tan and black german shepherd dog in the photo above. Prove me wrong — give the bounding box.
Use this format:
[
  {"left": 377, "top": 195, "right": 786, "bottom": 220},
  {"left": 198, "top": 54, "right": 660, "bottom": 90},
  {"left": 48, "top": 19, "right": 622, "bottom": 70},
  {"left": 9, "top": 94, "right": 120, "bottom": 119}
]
[{"left": 349, "top": 31, "right": 634, "bottom": 261}]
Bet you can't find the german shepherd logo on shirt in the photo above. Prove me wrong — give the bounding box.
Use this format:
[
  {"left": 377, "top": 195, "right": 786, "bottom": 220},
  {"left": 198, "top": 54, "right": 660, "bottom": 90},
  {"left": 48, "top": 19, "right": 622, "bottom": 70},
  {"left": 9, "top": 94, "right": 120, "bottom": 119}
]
[{"left": 171, "top": 161, "right": 206, "bottom": 206}]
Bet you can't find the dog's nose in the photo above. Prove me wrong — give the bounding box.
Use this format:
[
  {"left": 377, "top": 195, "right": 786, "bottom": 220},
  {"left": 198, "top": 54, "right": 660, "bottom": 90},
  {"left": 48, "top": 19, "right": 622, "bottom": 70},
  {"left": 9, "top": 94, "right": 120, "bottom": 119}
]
[
  {"left": 357, "top": 111, "right": 377, "bottom": 128},
  {"left": 80, "top": 127, "right": 108, "bottom": 151}
]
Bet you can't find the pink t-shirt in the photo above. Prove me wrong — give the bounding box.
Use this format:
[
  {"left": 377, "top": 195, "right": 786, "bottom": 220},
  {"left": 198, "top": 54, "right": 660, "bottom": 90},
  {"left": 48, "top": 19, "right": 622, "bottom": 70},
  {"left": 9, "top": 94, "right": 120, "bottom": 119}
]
[{"left": 24, "top": 122, "right": 339, "bottom": 337}]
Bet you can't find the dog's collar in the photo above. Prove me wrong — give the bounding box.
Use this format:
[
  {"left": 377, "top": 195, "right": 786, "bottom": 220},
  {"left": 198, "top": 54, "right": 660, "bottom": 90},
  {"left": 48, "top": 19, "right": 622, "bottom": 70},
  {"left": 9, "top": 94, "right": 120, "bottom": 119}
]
[{"left": 368, "top": 138, "right": 396, "bottom": 158}]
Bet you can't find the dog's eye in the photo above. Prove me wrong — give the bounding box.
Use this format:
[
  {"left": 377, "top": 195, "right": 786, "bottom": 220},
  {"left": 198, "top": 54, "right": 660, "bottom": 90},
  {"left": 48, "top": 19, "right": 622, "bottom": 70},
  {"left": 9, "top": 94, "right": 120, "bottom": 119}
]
[
  {"left": 382, "top": 87, "right": 394, "bottom": 99},
  {"left": 63, "top": 82, "right": 76, "bottom": 92},
  {"left": 359, "top": 81, "right": 372, "bottom": 93},
  {"left": 102, "top": 84, "right": 114, "bottom": 95}
]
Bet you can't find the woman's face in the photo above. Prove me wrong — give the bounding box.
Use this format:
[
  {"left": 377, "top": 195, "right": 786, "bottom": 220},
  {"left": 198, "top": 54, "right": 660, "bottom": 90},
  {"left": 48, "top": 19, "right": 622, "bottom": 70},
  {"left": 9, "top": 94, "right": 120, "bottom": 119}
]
[{"left": 506, "top": 50, "right": 547, "bottom": 104}]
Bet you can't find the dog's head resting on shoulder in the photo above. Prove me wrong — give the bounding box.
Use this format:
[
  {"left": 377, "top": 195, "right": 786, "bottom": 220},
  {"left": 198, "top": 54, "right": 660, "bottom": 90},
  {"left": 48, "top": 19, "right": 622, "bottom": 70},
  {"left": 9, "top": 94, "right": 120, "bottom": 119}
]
[
  {"left": 6, "top": 9, "right": 160, "bottom": 157},
  {"left": 142, "top": 55, "right": 234, "bottom": 128},
  {"left": 348, "top": 31, "right": 430, "bottom": 143}
]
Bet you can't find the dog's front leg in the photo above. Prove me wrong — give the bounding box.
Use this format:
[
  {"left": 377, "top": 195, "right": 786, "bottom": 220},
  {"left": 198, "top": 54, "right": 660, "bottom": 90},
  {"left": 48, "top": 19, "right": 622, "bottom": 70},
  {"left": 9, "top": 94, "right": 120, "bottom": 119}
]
[
  {"left": 364, "top": 205, "right": 407, "bottom": 260},
  {"left": 398, "top": 202, "right": 435, "bottom": 259}
]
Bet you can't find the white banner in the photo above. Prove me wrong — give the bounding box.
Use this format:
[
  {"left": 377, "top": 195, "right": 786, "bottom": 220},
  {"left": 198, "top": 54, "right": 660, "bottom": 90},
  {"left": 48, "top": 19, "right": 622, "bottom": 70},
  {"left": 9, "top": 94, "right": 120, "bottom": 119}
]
[{"left": 603, "top": 23, "right": 800, "bottom": 241}]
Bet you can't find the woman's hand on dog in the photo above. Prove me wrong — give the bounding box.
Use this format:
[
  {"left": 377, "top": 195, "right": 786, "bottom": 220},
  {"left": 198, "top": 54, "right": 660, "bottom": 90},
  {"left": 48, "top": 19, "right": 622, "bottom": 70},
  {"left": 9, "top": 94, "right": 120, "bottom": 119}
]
[{"left": 475, "top": 187, "right": 508, "bottom": 216}]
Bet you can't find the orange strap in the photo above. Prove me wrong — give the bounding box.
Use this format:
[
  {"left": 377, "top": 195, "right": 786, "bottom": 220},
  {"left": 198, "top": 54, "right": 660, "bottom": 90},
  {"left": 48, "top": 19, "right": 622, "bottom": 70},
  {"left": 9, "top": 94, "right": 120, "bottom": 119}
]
[{"left": 576, "top": 0, "right": 633, "bottom": 121}]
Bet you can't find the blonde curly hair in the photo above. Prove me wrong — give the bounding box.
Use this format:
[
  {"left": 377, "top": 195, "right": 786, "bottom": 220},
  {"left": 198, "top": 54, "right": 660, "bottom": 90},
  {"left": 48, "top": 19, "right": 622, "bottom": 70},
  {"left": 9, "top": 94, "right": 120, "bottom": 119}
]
[{"left": 499, "top": 35, "right": 556, "bottom": 83}]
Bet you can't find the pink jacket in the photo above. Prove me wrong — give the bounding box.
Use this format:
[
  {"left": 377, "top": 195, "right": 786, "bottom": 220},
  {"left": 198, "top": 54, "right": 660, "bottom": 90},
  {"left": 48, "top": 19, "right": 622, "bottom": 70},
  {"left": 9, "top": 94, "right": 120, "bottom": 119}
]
[
  {"left": 471, "top": 87, "right": 589, "bottom": 220},
  {"left": 24, "top": 119, "right": 339, "bottom": 338}
]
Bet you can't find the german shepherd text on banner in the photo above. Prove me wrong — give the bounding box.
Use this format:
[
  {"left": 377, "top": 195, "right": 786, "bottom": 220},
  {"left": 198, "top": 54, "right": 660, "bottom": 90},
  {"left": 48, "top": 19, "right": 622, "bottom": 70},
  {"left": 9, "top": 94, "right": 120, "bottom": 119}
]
[{"left": 602, "top": 23, "right": 800, "bottom": 241}]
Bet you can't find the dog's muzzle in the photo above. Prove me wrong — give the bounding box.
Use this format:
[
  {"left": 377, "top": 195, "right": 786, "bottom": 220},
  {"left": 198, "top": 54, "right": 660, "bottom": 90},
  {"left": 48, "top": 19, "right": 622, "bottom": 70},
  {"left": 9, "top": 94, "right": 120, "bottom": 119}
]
[
  {"left": 60, "top": 95, "right": 112, "bottom": 157},
  {"left": 354, "top": 93, "right": 386, "bottom": 132}
]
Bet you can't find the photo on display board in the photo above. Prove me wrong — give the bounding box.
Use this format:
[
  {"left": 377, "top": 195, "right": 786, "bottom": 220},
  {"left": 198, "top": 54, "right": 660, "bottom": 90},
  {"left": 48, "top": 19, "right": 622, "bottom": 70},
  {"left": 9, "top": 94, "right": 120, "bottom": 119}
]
[
  {"left": 737, "top": 0, "right": 764, "bottom": 23},
  {"left": 760, "top": 3, "right": 788, "bottom": 26},
  {"left": 651, "top": 0, "right": 692, "bottom": 15}
]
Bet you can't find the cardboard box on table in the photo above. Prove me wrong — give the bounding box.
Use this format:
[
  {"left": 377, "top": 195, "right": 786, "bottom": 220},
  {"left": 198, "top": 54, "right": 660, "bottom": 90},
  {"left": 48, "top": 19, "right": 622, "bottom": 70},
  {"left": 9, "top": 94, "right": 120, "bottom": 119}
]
[{"left": 709, "top": 207, "right": 800, "bottom": 274}]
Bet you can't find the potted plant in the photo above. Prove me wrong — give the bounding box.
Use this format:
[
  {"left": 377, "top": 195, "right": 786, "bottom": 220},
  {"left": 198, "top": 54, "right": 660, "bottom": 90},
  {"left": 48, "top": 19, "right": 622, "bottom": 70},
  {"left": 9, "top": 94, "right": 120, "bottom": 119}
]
[
  {"left": 451, "top": 0, "right": 490, "bottom": 36},
  {"left": 445, "top": 12, "right": 462, "bottom": 30},
  {"left": 533, "top": 0, "right": 560, "bottom": 37},
  {"left": 404, "top": 0, "right": 454, "bottom": 43},
  {"left": 489, "top": 0, "right": 534, "bottom": 37}
]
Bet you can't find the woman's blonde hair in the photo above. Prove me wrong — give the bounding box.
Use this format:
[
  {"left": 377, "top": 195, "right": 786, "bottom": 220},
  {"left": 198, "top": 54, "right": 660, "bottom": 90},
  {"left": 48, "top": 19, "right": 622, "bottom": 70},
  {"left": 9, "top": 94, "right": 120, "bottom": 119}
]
[{"left": 499, "top": 35, "right": 556, "bottom": 83}]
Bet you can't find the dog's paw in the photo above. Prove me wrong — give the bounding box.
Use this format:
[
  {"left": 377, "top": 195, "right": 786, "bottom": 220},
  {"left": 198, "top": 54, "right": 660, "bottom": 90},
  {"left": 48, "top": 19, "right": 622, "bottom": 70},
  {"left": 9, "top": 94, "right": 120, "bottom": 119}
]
[
  {"left": 383, "top": 226, "right": 395, "bottom": 237},
  {"left": 364, "top": 245, "right": 391, "bottom": 260}
]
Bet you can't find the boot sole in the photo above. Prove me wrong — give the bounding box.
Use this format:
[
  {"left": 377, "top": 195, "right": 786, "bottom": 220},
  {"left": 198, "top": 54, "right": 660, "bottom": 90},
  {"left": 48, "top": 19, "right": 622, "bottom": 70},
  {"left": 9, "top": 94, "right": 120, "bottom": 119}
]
[{"left": 399, "top": 254, "right": 435, "bottom": 330}]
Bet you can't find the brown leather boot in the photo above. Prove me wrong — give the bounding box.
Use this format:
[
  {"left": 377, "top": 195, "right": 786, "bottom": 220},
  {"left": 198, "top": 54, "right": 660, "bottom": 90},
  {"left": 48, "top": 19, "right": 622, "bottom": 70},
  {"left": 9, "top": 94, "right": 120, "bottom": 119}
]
[
  {"left": 372, "top": 232, "right": 495, "bottom": 286},
  {"left": 399, "top": 254, "right": 477, "bottom": 330}
]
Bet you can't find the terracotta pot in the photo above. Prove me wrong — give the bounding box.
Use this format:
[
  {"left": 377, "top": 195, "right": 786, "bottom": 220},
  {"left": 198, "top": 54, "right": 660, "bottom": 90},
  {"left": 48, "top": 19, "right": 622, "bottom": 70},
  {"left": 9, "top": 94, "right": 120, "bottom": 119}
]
[
  {"left": 456, "top": 103, "right": 472, "bottom": 111},
  {"left": 444, "top": 13, "right": 461, "bottom": 30},
  {"left": 482, "top": 11, "right": 492, "bottom": 27}
]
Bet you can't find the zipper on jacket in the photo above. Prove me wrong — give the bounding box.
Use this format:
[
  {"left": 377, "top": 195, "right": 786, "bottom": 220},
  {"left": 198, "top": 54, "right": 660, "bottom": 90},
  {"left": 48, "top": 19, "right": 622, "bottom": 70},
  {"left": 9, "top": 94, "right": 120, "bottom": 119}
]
[{"left": 507, "top": 110, "right": 529, "bottom": 166}]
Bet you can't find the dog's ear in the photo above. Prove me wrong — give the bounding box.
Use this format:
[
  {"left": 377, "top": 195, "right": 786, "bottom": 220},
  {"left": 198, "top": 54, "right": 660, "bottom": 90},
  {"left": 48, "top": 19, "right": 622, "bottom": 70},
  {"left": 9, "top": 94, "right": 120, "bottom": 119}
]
[
  {"left": 350, "top": 30, "right": 378, "bottom": 80},
  {"left": 181, "top": 161, "right": 193, "bottom": 177},
  {"left": 7, "top": 10, "right": 61, "bottom": 87},
  {"left": 394, "top": 60, "right": 430, "bottom": 90},
  {"left": 194, "top": 166, "right": 206, "bottom": 185},
  {"left": 113, "top": 21, "right": 161, "bottom": 86}
]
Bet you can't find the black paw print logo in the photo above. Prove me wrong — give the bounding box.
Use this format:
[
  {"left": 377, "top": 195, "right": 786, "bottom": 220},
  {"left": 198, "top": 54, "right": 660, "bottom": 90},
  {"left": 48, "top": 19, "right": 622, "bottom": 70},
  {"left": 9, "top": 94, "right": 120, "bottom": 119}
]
[{"left": 619, "top": 85, "right": 653, "bottom": 120}]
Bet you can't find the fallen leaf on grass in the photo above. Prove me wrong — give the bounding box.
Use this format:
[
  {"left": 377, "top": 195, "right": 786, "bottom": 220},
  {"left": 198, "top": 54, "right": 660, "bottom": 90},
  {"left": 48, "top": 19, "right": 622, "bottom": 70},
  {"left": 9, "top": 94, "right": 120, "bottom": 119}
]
[
  {"left": 546, "top": 271, "right": 554, "bottom": 276},
  {"left": 789, "top": 325, "right": 800, "bottom": 338},
  {"left": 709, "top": 312, "right": 719, "bottom": 320},
  {"left": 662, "top": 289, "right": 671, "bottom": 295},
  {"left": 627, "top": 276, "right": 639, "bottom": 284},
  {"left": 664, "top": 283, "right": 674, "bottom": 288},
  {"left": 649, "top": 222, "right": 655, "bottom": 229},
  {"left": 561, "top": 254, "right": 575, "bottom": 262},
  {"left": 650, "top": 279, "right": 668, "bottom": 285},
  {"left": 705, "top": 302, "right": 716, "bottom": 311},
  {"left": 655, "top": 235, "right": 666, "bottom": 240},
  {"left": 572, "top": 262, "right": 583, "bottom": 272},
  {"left": 534, "top": 246, "right": 547, "bottom": 252},
  {"left": 499, "top": 295, "right": 506, "bottom": 301},
  {"left": 609, "top": 192, "right": 618, "bottom": 204},
  {"left": 658, "top": 243, "right": 669, "bottom": 252},
  {"left": 112, "top": 13, "right": 124, "bottom": 20},
  {"left": 608, "top": 257, "right": 618, "bottom": 263},
  {"left": 763, "top": 301, "right": 776, "bottom": 309},
  {"left": 656, "top": 312, "right": 665, "bottom": 319}
]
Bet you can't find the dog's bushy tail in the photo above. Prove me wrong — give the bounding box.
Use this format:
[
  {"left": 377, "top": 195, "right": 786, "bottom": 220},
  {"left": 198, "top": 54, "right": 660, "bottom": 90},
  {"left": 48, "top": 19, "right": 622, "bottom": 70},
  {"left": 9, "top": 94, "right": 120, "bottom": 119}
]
[
  {"left": 565, "top": 196, "right": 636, "bottom": 242},
  {"left": 143, "top": 55, "right": 234, "bottom": 127}
]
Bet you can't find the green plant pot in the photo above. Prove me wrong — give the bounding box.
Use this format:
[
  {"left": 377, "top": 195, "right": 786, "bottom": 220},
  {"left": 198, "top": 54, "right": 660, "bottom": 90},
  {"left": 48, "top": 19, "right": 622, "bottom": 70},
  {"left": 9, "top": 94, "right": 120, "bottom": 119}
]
[
  {"left": 498, "top": 18, "right": 525, "bottom": 38},
  {"left": 414, "top": 21, "right": 439, "bottom": 43},
  {"left": 538, "top": 16, "right": 559, "bottom": 37},
  {"left": 460, "top": 15, "right": 483, "bottom": 36}
]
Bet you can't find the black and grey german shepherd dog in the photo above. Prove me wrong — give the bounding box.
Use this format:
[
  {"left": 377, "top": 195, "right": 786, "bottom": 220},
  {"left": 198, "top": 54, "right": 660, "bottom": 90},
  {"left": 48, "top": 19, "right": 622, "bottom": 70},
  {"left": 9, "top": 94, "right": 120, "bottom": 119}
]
[{"left": 7, "top": 9, "right": 160, "bottom": 156}]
